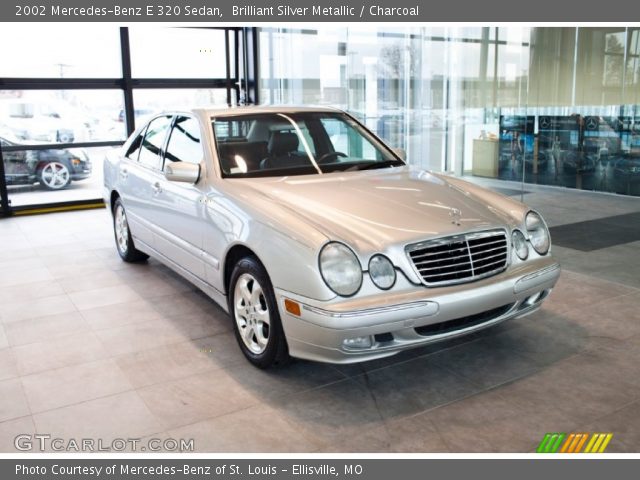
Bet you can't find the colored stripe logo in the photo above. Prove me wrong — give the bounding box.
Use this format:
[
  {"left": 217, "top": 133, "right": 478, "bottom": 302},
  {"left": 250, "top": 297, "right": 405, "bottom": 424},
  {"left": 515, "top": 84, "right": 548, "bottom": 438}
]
[{"left": 537, "top": 433, "right": 613, "bottom": 453}]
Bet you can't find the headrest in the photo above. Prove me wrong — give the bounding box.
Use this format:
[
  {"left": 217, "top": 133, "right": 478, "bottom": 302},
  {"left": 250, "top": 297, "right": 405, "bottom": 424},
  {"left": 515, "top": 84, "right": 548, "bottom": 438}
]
[{"left": 268, "top": 132, "right": 299, "bottom": 156}]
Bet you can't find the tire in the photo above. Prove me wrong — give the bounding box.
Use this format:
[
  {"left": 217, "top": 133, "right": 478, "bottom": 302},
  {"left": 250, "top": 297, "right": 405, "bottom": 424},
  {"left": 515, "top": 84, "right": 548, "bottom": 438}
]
[
  {"left": 39, "top": 162, "right": 71, "bottom": 190},
  {"left": 228, "top": 256, "right": 290, "bottom": 368},
  {"left": 112, "top": 198, "right": 149, "bottom": 263}
]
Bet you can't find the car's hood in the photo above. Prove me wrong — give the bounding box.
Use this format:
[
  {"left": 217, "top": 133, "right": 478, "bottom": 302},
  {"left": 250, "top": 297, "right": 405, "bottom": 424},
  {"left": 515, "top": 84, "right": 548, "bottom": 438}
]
[{"left": 239, "top": 166, "right": 522, "bottom": 252}]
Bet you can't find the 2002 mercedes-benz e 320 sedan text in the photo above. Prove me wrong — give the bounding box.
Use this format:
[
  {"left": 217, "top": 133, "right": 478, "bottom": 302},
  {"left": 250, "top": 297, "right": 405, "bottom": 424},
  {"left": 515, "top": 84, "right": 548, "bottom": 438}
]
[{"left": 104, "top": 106, "right": 560, "bottom": 368}]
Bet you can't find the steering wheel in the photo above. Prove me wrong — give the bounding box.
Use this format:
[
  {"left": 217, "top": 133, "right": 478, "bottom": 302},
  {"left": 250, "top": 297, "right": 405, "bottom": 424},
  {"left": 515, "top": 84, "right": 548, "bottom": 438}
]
[{"left": 316, "top": 151, "right": 347, "bottom": 164}]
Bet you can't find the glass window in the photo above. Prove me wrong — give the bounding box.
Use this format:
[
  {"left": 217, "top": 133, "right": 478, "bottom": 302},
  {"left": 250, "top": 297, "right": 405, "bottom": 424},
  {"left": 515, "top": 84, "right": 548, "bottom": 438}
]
[
  {"left": 138, "top": 116, "right": 172, "bottom": 170},
  {"left": 165, "top": 116, "right": 203, "bottom": 166},
  {"left": 0, "top": 90, "right": 126, "bottom": 144},
  {"left": 213, "top": 112, "right": 400, "bottom": 177},
  {"left": 258, "top": 26, "right": 640, "bottom": 197},
  {"left": 125, "top": 128, "right": 147, "bottom": 161},
  {"left": 0, "top": 26, "right": 122, "bottom": 78},
  {"left": 320, "top": 117, "right": 379, "bottom": 160},
  {"left": 132, "top": 89, "right": 228, "bottom": 127},
  {"left": 603, "top": 31, "right": 626, "bottom": 87},
  {"left": 129, "top": 28, "right": 227, "bottom": 79},
  {"left": 4, "top": 145, "right": 120, "bottom": 207}
]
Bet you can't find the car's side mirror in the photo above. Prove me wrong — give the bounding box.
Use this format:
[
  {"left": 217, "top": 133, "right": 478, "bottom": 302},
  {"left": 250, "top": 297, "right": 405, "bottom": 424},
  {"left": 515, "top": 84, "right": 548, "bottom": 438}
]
[
  {"left": 164, "top": 162, "right": 200, "bottom": 183},
  {"left": 392, "top": 148, "right": 406, "bottom": 161}
]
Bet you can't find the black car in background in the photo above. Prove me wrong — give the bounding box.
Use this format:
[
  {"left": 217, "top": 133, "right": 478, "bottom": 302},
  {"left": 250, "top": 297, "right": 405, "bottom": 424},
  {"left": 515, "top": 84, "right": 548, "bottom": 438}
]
[{"left": 1, "top": 136, "right": 92, "bottom": 190}]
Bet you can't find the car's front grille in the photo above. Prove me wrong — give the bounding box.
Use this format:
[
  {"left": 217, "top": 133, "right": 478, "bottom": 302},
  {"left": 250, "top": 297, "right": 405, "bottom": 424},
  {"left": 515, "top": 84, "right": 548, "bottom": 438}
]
[{"left": 407, "top": 229, "right": 508, "bottom": 286}]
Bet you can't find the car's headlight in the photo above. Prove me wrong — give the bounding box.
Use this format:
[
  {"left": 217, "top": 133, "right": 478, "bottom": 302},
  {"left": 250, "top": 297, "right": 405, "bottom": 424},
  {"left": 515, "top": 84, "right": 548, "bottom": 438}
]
[
  {"left": 319, "top": 242, "right": 362, "bottom": 296},
  {"left": 525, "top": 211, "right": 550, "bottom": 255},
  {"left": 368, "top": 254, "right": 396, "bottom": 290},
  {"left": 511, "top": 229, "right": 529, "bottom": 260}
]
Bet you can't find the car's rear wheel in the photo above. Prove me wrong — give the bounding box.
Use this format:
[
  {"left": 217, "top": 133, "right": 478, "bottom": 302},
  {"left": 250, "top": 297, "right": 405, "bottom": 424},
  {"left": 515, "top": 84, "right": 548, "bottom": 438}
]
[
  {"left": 113, "top": 198, "right": 148, "bottom": 262},
  {"left": 39, "top": 162, "right": 71, "bottom": 190},
  {"left": 229, "top": 256, "right": 289, "bottom": 368}
]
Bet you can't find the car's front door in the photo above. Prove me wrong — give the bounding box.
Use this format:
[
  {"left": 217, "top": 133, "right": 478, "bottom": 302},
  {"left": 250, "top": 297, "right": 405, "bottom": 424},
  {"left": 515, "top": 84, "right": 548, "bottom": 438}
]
[{"left": 150, "top": 115, "right": 207, "bottom": 281}]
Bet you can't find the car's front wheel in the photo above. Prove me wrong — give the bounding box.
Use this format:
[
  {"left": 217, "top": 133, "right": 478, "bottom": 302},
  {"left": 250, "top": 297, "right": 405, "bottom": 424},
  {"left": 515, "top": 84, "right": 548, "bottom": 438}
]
[
  {"left": 39, "top": 162, "right": 71, "bottom": 190},
  {"left": 229, "top": 256, "right": 289, "bottom": 368},
  {"left": 112, "top": 198, "right": 148, "bottom": 263}
]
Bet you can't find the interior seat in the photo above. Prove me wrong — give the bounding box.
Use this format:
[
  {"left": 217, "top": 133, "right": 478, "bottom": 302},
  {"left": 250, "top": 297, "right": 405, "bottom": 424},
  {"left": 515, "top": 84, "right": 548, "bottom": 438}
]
[{"left": 260, "top": 132, "right": 309, "bottom": 170}]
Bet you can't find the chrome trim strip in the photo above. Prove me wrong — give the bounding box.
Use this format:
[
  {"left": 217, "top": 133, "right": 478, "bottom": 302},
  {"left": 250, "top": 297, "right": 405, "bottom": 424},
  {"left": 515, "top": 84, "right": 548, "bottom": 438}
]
[
  {"left": 406, "top": 228, "right": 507, "bottom": 252},
  {"left": 301, "top": 301, "right": 438, "bottom": 319}
]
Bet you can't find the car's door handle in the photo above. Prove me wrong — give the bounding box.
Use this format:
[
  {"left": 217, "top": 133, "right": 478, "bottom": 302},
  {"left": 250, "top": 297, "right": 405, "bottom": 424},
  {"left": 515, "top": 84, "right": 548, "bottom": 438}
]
[
  {"left": 152, "top": 182, "right": 162, "bottom": 195},
  {"left": 120, "top": 168, "right": 128, "bottom": 180}
]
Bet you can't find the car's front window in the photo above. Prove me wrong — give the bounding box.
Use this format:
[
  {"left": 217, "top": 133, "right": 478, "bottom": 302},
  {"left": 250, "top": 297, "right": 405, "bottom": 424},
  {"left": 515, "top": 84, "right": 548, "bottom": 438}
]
[{"left": 212, "top": 112, "right": 403, "bottom": 177}]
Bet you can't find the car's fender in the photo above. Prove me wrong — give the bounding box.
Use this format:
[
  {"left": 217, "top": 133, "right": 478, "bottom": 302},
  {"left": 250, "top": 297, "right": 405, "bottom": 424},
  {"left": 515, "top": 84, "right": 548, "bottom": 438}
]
[
  {"left": 221, "top": 221, "right": 336, "bottom": 302},
  {"left": 207, "top": 187, "right": 336, "bottom": 302}
]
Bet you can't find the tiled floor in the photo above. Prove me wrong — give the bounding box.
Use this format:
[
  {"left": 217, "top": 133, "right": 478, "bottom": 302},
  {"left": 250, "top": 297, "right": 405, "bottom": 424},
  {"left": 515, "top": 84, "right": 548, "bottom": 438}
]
[{"left": 1, "top": 188, "right": 639, "bottom": 453}]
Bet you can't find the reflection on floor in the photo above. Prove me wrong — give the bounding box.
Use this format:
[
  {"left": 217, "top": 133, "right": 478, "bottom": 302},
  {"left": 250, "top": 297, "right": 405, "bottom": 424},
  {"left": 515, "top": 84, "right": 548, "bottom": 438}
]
[{"left": 0, "top": 189, "right": 639, "bottom": 452}]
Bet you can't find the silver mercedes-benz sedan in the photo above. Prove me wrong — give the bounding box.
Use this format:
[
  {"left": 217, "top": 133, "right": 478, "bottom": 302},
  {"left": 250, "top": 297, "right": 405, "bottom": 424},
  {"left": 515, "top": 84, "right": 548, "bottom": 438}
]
[{"left": 104, "top": 106, "right": 560, "bottom": 368}]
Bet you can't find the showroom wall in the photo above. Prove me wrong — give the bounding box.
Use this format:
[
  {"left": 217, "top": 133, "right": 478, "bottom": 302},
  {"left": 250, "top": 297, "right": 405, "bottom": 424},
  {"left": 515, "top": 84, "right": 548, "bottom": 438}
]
[{"left": 259, "top": 27, "right": 640, "bottom": 196}]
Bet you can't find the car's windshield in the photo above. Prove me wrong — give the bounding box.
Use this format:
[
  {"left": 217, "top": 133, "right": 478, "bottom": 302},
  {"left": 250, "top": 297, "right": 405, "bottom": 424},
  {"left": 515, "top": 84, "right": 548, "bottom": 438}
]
[{"left": 212, "top": 112, "right": 404, "bottom": 177}]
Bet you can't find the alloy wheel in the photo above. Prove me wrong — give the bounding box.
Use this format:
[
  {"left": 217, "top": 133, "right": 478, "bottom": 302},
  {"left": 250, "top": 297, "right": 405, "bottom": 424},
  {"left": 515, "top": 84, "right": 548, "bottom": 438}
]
[
  {"left": 114, "top": 205, "right": 129, "bottom": 255},
  {"left": 41, "top": 162, "right": 70, "bottom": 189},
  {"left": 234, "top": 273, "right": 271, "bottom": 354}
]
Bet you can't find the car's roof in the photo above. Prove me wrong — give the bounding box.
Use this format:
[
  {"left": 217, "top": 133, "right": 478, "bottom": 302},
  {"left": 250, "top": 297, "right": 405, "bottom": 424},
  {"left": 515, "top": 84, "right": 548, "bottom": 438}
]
[{"left": 192, "top": 105, "right": 342, "bottom": 117}]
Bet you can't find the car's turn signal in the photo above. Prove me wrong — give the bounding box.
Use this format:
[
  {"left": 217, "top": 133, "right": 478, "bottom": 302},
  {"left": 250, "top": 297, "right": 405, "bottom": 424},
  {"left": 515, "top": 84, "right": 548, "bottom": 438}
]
[{"left": 284, "top": 298, "right": 301, "bottom": 316}]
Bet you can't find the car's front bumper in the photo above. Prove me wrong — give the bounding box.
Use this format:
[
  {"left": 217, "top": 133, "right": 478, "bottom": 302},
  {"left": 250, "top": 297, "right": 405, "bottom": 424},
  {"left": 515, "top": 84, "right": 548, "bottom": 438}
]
[
  {"left": 71, "top": 163, "right": 92, "bottom": 181},
  {"left": 276, "top": 256, "right": 560, "bottom": 364}
]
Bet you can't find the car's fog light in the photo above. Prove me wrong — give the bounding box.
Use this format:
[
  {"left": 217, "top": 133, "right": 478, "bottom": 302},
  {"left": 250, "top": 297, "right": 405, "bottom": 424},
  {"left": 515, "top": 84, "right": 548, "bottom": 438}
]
[{"left": 342, "top": 336, "right": 373, "bottom": 350}]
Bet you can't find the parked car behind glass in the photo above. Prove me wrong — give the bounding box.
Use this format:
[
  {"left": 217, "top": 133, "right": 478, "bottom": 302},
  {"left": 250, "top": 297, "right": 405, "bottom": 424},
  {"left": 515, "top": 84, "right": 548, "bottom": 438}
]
[{"left": 1, "top": 135, "right": 92, "bottom": 190}]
